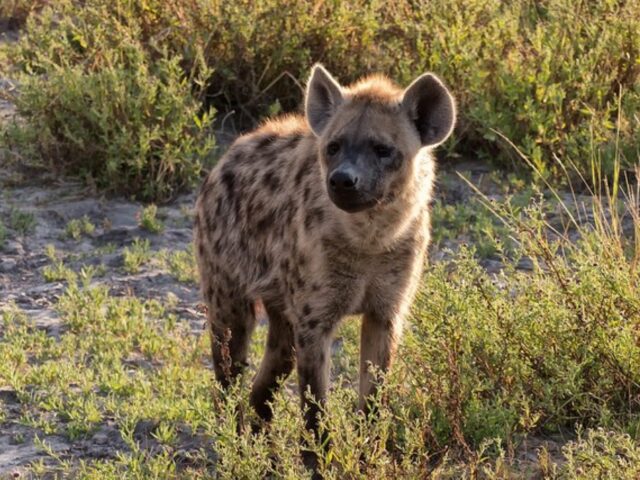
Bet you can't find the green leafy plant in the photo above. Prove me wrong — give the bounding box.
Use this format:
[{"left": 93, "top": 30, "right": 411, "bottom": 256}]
[
  {"left": 0, "top": 0, "right": 48, "bottom": 28},
  {"left": 3, "top": 0, "right": 638, "bottom": 194},
  {"left": 122, "top": 238, "right": 152, "bottom": 274},
  {"left": 42, "top": 244, "right": 77, "bottom": 283},
  {"left": 4, "top": 0, "right": 215, "bottom": 201},
  {"left": 64, "top": 215, "right": 95, "bottom": 240},
  {"left": 0, "top": 220, "right": 6, "bottom": 248},
  {"left": 138, "top": 205, "right": 164, "bottom": 234},
  {"left": 9, "top": 207, "right": 36, "bottom": 235}
]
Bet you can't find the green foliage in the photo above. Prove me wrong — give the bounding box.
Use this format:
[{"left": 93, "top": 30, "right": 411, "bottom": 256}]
[
  {"left": 0, "top": 220, "right": 6, "bottom": 248},
  {"left": 0, "top": 0, "right": 48, "bottom": 28},
  {"left": 64, "top": 215, "right": 95, "bottom": 240},
  {"left": 122, "top": 238, "right": 152, "bottom": 274},
  {"left": 560, "top": 429, "right": 640, "bottom": 479},
  {"left": 138, "top": 205, "right": 163, "bottom": 234},
  {"left": 431, "top": 198, "right": 507, "bottom": 258},
  {"left": 2, "top": 175, "right": 639, "bottom": 476},
  {"left": 42, "top": 245, "right": 77, "bottom": 283},
  {"left": 163, "top": 247, "right": 197, "bottom": 284},
  {"left": 138, "top": 0, "right": 639, "bottom": 178},
  {"left": 3, "top": 0, "right": 637, "bottom": 193},
  {"left": 4, "top": 0, "right": 215, "bottom": 201},
  {"left": 9, "top": 207, "right": 36, "bottom": 235}
]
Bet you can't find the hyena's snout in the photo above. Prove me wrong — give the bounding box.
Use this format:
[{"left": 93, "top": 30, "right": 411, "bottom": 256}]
[
  {"left": 328, "top": 164, "right": 359, "bottom": 193},
  {"left": 326, "top": 161, "right": 380, "bottom": 213}
]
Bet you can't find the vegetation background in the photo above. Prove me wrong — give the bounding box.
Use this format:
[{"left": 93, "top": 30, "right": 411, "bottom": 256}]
[{"left": 0, "top": 0, "right": 639, "bottom": 478}]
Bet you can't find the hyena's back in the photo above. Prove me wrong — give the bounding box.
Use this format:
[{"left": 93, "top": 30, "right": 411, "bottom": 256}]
[{"left": 195, "top": 116, "right": 317, "bottom": 298}]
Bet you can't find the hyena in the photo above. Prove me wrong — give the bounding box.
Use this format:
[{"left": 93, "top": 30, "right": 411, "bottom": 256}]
[{"left": 194, "top": 64, "right": 455, "bottom": 446}]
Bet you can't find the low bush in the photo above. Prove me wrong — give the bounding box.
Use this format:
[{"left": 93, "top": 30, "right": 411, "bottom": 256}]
[
  {"left": 3, "top": 0, "right": 215, "bottom": 201},
  {"left": 0, "top": 0, "right": 48, "bottom": 30},
  {"left": 3, "top": 0, "right": 638, "bottom": 197}
]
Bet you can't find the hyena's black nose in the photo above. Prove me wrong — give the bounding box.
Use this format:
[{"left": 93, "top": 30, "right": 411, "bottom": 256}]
[{"left": 329, "top": 168, "right": 359, "bottom": 192}]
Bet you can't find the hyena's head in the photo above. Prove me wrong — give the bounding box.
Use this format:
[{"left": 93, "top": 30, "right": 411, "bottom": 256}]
[{"left": 305, "top": 64, "right": 455, "bottom": 213}]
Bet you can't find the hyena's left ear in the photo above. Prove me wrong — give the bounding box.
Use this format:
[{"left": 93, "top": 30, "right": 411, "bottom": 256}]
[
  {"left": 305, "top": 64, "right": 344, "bottom": 136},
  {"left": 401, "top": 73, "right": 456, "bottom": 147}
]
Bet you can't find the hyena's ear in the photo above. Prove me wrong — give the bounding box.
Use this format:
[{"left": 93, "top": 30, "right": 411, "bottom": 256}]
[
  {"left": 305, "top": 64, "right": 344, "bottom": 136},
  {"left": 401, "top": 73, "right": 456, "bottom": 147}
]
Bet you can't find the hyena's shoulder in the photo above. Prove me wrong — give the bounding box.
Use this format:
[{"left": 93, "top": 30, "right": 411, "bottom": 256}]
[
  {"left": 196, "top": 113, "right": 322, "bottom": 228},
  {"left": 230, "top": 114, "right": 311, "bottom": 159}
]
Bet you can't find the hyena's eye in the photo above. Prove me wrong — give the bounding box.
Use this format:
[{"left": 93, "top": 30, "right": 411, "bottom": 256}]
[
  {"left": 373, "top": 144, "right": 393, "bottom": 158},
  {"left": 326, "top": 141, "right": 341, "bottom": 156}
]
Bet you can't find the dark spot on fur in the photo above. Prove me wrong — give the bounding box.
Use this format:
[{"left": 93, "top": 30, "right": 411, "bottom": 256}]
[
  {"left": 235, "top": 323, "right": 246, "bottom": 339},
  {"left": 262, "top": 171, "right": 281, "bottom": 192},
  {"left": 257, "top": 210, "right": 276, "bottom": 232},
  {"left": 303, "top": 186, "right": 311, "bottom": 203},
  {"left": 294, "top": 163, "right": 307, "bottom": 185},
  {"left": 284, "top": 134, "right": 301, "bottom": 150},
  {"left": 213, "top": 239, "right": 222, "bottom": 256},
  {"left": 307, "top": 319, "right": 318, "bottom": 329},
  {"left": 221, "top": 170, "right": 236, "bottom": 202},
  {"left": 259, "top": 254, "right": 269, "bottom": 274},
  {"left": 302, "top": 304, "right": 311, "bottom": 316},
  {"left": 297, "top": 334, "right": 306, "bottom": 348},
  {"left": 304, "top": 207, "right": 325, "bottom": 231},
  {"left": 257, "top": 134, "right": 277, "bottom": 149},
  {"left": 215, "top": 199, "right": 223, "bottom": 218}
]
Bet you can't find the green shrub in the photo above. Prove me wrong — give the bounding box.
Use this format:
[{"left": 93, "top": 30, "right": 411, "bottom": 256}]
[
  {"left": 64, "top": 215, "right": 95, "bottom": 240},
  {"left": 4, "top": 0, "right": 215, "bottom": 201},
  {"left": 174, "top": 0, "right": 640, "bottom": 179},
  {"left": 123, "top": 238, "right": 152, "bottom": 274},
  {"left": 9, "top": 207, "right": 35, "bottom": 235},
  {"left": 5, "top": 183, "right": 640, "bottom": 476},
  {"left": 0, "top": 220, "right": 6, "bottom": 248},
  {"left": 0, "top": 0, "right": 48, "bottom": 29},
  {"left": 3, "top": 0, "right": 638, "bottom": 190},
  {"left": 138, "top": 204, "right": 163, "bottom": 234}
]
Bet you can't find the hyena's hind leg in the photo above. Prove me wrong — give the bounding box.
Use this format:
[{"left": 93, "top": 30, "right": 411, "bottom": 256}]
[
  {"left": 203, "top": 277, "right": 257, "bottom": 388},
  {"left": 250, "top": 300, "right": 295, "bottom": 422}
]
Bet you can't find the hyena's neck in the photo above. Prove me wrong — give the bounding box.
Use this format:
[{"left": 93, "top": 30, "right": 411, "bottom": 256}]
[{"left": 332, "top": 150, "right": 435, "bottom": 254}]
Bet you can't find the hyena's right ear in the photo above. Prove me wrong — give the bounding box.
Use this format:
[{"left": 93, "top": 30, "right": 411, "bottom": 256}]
[{"left": 305, "top": 64, "right": 344, "bottom": 136}]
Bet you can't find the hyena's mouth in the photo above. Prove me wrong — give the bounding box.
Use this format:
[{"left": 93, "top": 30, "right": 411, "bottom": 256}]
[{"left": 329, "top": 193, "right": 379, "bottom": 213}]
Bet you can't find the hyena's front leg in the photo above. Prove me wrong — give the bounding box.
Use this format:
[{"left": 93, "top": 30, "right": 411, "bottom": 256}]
[
  {"left": 294, "top": 317, "right": 335, "bottom": 473},
  {"left": 359, "top": 255, "right": 423, "bottom": 414},
  {"left": 358, "top": 308, "right": 404, "bottom": 413},
  {"left": 295, "top": 323, "right": 333, "bottom": 435}
]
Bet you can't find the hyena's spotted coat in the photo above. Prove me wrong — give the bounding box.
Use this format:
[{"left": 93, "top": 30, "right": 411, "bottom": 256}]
[{"left": 194, "top": 65, "right": 455, "bottom": 445}]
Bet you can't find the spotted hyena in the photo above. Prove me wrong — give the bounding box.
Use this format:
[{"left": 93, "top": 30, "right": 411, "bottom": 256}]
[{"left": 194, "top": 64, "right": 455, "bottom": 440}]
